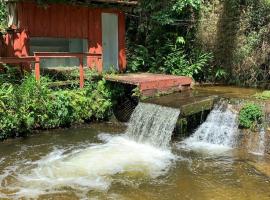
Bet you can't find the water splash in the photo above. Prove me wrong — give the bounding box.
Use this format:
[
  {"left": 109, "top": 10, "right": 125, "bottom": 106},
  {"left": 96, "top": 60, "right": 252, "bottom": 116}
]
[
  {"left": 182, "top": 104, "right": 238, "bottom": 151},
  {"left": 0, "top": 103, "right": 179, "bottom": 199},
  {"left": 126, "top": 103, "right": 180, "bottom": 149}
]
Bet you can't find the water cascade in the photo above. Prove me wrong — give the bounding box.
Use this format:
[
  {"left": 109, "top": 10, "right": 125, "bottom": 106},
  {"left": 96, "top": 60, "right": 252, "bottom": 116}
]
[
  {"left": 183, "top": 104, "right": 239, "bottom": 150},
  {"left": 0, "top": 103, "right": 180, "bottom": 199},
  {"left": 126, "top": 103, "right": 181, "bottom": 148},
  {"left": 248, "top": 127, "right": 266, "bottom": 155}
]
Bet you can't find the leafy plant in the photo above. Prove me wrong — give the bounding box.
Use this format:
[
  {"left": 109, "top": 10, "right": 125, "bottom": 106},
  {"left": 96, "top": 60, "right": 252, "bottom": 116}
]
[
  {"left": 0, "top": 74, "right": 118, "bottom": 140},
  {"left": 254, "top": 91, "right": 270, "bottom": 100},
  {"left": 126, "top": 0, "right": 206, "bottom": 79},
  {"left": 239, "top": 103, "right": 263, "bottom": 129},
  {"left": 0, "top": 1, "right": 7, "bottom": 30}
]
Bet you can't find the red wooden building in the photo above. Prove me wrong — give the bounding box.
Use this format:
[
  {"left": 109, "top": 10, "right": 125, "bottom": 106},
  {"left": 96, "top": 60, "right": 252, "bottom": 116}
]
[{"left": 0, "top": 0, "right": 137, "bottom": 73}]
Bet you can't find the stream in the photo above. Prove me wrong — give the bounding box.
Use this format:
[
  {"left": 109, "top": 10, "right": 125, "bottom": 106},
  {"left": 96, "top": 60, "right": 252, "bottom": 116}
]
[
  {"left": 0, "top": 87, "right": 270, "bottom": 200},
  {"left": 0, "top": 123, "right": 270, "bottom": 199}
]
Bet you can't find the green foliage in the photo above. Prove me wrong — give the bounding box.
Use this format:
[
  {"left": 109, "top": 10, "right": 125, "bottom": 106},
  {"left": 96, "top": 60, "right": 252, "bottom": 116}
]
[
  {"left": 0, "top": 84, "right": 20, "bottom": 139},
  {"left": 163, "top": 47, "right": 212, "bottom": 77},
  {"left": 0, "top": 1, "right": 7, "bottom": 30},
  {"left": 197, "top": 0, "right": 270, "bottom": 85},
  {"left": 126, "top": 0, "right": 211, "bottom": 79},
  {"left": 239, "top": 103, "right": 263, "bottom": 129},
  {"left": 0, "top": 75, "right": 115, "bottom": 140},
  {"left": 128, "top": 45, "right": 153, "bottom": 72},
  {"left": 254, "top": 91, "right": 270, "bottom": 100}
]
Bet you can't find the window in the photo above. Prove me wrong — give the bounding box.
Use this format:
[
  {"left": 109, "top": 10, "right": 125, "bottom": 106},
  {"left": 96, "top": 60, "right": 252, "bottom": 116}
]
[{"left": 30, "top": 37, "right": 88, "bottom": 68}]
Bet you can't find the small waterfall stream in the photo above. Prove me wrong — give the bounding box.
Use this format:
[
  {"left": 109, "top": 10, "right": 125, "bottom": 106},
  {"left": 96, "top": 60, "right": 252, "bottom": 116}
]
[
  {"left": 126, "top": 103, "right": 180, "bottom": 148},
  {"left": 248, "top": 127, "right": 266, "bottom": 155},
  {"left": 183, "top": 104, "right": 239, "bottom": 150},
  {"left": 0, "top": 102, "right": 180, "bottom": 199}
]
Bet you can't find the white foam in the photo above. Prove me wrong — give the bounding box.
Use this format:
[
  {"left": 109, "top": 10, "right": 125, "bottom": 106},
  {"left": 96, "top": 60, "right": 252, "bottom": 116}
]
[
  {"left": 181, "top": 104, "right": 238, "bottom": 153},
  {"left": 1, "top": 134, "right": 175, "bottom": 199}
]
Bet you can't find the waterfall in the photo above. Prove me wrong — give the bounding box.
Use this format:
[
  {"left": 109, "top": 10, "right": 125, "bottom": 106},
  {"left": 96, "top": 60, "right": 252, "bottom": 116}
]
[
  {"left": 126, "top": 103, "right": 180, "bottom": 149},
  {"left": 0, "top": 102, "right": 179, "bottom": 199},
  {"left": 183, "top": 104, "right": 238, "bottom": 150},
  {"left": 248, "top": 127, "right": 266, "bottom": 155}
]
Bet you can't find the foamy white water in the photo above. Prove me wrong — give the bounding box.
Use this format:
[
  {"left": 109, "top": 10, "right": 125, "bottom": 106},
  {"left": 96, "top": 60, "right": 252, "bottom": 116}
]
[
  {"left": 0, "top": 103, "right": 179, "bottom": 199},
  {"left": 181, "top": 104, "right": 239, "bottom": 152},
  {"left": 0, "top": 135, "right": 175, "bottom": 199},
  {"left": 126, "top": 103, "right": 180, "bottom": 149}
]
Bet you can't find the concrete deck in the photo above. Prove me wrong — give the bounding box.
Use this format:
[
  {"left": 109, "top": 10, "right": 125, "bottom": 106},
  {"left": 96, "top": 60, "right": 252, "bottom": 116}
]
[{"left": 106, "top": 73, "right": 193, "bottom": 96}]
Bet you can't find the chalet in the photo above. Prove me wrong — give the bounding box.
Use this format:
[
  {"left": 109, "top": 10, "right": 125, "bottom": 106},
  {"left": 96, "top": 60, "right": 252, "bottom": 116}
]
[{"left": 0, "top": 0, "right": 137, "bottom": 74}]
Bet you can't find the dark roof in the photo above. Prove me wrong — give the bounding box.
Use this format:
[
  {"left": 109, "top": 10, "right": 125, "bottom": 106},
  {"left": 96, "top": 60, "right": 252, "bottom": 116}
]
[
  {"left": 4, "top": 0, "right": 138, "bottom": 5},
  {"left": 82, "top": 0, "right": 138, "bottom": 5}
]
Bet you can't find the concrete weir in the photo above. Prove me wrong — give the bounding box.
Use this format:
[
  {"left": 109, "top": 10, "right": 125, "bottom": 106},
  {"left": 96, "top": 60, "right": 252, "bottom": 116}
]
[
  {"left": 143, "top": 91, "right": 218, "bottom": 137},
  {"left": 112, "top": 84, "right": 218, "bottom": 137}
]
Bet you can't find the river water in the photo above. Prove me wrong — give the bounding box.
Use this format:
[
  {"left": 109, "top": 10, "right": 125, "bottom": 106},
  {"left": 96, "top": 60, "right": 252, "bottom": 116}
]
[{"left": 0, "top": 121, "right": 270, "bottom": 200}]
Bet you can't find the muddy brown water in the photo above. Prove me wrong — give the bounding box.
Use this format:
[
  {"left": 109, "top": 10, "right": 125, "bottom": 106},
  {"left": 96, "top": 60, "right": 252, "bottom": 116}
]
[
  {"left": 0, "top": 122, "right": 269, "bottom": 200},
  {"left": 1, "top": 86, "right": 270, "bottom": 199}
]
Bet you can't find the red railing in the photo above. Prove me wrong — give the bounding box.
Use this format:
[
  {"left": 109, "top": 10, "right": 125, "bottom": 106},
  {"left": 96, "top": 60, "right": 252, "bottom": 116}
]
[{"left": 0, "top": 52, "right": 102, "bottom": 88}]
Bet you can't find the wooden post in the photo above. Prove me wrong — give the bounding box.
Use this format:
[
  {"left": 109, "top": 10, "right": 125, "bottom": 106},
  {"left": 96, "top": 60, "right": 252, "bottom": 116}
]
[
  {"left": 79, "top": 56, "right": 84, "bottom": 88},
  {"left": 35, "top": 56, "right": 40, "bottom": 81}
]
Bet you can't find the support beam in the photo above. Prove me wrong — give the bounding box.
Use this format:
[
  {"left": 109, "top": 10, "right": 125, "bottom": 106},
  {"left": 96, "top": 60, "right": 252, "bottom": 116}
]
[
  {"left": 79, "top": 57, "right": 84, "bottom": 88},
  {"left": 34, "top": 57, "right": 40, "bottom": 81}
]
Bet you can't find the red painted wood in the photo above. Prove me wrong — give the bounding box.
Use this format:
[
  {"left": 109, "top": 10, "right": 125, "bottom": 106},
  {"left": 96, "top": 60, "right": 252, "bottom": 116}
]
[
  {"left": 88, "top": 8, "right": 103, "bottom": 72},
  {"left": 9, "top": 2, "right": 127, "bottom": 72},
  {"left": 106, "top": 73, "right": 193, "bottom": 95},
  {"left": 87, "top": 8, "right": 95, "bottom": 68},
  {"left": 5, "top": 33, "right": 14, "bottom": 57},
  {"left": 82, "top": 7, "right": 89, "bottom": 39},
  {"left": 64, "top": 5, "right": 71, "bottom": 38},
  {"left": 79, "top": 57, "right": 84, "bottom": 88},
  {"left": 118, "top": 11, "right": 126, "bottom": 72},
  {"left": 95, "top": 8, "right": 103, "bottom": 73},
  {"left": 35, "top": 57, "right": 40, "bottom": 81},
  {"left": 0, "top": 57, "right": 35, "bottom": 63}
]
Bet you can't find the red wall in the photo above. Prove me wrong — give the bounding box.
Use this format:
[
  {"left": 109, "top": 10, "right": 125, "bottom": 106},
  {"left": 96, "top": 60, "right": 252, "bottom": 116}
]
[{"left": 15, "top": 2, "right": 126, "bottom": 72}]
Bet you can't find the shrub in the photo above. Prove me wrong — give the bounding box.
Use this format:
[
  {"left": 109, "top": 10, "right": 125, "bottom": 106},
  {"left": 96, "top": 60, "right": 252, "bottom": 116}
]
[
  {"left": 254, "top": 91, "right": 270, "bottom": 100},
  {"left": 0, "top": 75, "right": 114, "bottom": 140},
  {"left": 0, "top": 84, "right": 20, "bottom": 139},
  {"left": 239, "top": 103, "right": 263, "bottom": 129}
]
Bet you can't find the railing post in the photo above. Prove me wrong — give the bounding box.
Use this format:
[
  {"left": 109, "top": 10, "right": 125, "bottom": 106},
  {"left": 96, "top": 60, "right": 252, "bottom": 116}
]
[
  {"left": 79, "top": 56, "right": 84, "bottom": 88},
  {"left": 35, "top": 56, "right": 40, "bottom": 82}
]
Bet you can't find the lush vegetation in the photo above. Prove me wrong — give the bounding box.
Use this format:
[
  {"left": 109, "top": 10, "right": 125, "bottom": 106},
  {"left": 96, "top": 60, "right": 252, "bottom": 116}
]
[
  {"left": 1, "top": 0, "right": 269, "bottom": 85},
  {"left": 126, "top": 0, "right": 270, "bottom": 85},
  {"left": 239, "top": 103, "right": 263, "bottom": 129},
  {"left": 126, "top": 0, "right": 215, "bottom": 80},
  {"left": 0, "top": 1, "right": 7, "bottom": 30},
  {"left": 196, "top": 0, "right": 270, "bottom": 86},
  {"left": 0, "top": 72, "right": 117, "bottom": 140},
  {"left": 254, "top": 91, "right": 270, "bottom": 100}
]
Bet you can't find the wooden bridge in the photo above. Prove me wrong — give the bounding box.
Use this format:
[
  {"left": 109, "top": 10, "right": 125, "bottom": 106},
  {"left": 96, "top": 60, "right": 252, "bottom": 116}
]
[{"left": 106, "top": 73, "right": 193, "bottom": 96}]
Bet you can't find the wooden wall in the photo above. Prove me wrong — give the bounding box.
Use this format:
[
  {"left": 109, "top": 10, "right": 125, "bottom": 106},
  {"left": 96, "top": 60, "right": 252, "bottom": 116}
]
[{"left": 10, "top": 2, "right": 126, "bottom": 72}]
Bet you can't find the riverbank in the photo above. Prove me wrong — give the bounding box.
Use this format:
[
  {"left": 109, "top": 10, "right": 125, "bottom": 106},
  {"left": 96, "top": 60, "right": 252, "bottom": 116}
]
[{"left": 0, "top": 75, "right": 124, "bottom": 140}]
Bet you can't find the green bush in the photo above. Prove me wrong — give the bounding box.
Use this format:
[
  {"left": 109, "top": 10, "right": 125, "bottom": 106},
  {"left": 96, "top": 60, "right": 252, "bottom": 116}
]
[
  {"left": 254, "top": 91, "right": 270, "bottom": 100},
  {"left": 0, "top": 1, "right": 7, "bottom": 30},
  {"left": 0, "top": 75, "right": 114, "bottom": 140},
  {"left": 0, "top": 84, "right": 20, "bottom": 139},
  {"left": 239, "top": 103, "right": 263, "bottom": 129}
]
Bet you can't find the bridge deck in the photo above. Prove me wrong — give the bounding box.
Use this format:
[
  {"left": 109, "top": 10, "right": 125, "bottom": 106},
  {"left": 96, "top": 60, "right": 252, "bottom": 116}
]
[{"left": 106, "top": 73, "right": 193, "bottom": 96}]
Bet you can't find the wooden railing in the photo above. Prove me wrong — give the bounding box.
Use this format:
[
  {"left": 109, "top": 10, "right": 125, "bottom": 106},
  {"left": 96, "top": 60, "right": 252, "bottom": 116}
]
[{"left": 0, "top": 52, "right": 102, "bottom": 88}]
